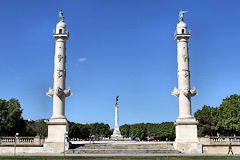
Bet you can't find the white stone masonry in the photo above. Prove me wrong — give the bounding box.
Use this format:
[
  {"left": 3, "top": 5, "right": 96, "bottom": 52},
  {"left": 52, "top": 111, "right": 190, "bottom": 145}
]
[
  {"left": 111, "top": 101, "right": 123, "bottom": 140},
  {"left": 172, "top": 21, "right": 201, "bottom": 153},
  {"left": 46, "top": 20, "right": 72, "bottom": 145}
]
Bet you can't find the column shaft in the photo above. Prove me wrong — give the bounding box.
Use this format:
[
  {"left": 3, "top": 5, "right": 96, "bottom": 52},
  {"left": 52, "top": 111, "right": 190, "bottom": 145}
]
[
  {"left": 52, "top": 38, "right": 67, "bottom": 119},
  {"left": 177, "top": 39, "right": 191, "bottom": 118},
  {"left": 115, "top": 104, "right": 119, "bottom": 128}
]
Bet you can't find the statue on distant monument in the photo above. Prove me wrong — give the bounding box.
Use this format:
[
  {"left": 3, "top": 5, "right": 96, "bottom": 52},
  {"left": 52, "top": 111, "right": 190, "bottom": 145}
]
[
  {"left": 59, "top": 10, "right": 64, "bottom": 22},
  {"left": 179, "top": 10, "right": 188, "bottom": 22},
  {"left": 116, "top": 96, "right": 119, "bottom": 104}
]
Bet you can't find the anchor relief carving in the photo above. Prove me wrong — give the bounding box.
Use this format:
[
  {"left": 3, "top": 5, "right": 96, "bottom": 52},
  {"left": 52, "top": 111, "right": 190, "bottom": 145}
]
[{"left": 56, "top": 69, "right": 65, "bottom": 78}]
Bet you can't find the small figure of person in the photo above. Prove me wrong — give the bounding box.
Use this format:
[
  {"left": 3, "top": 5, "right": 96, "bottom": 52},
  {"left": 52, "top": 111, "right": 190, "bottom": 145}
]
[
  {"left": 228, "top": 143, "right": 234, "bottom": 155},
  {"left": 89, "top": 134, "right": 92, "bottom": 144}
]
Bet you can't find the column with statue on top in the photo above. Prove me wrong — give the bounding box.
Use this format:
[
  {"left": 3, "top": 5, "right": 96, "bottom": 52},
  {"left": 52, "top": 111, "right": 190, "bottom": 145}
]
[
  {"left": 171, "top": 10, "right": 202, "bottom": 153},
  {"left": 45, "top": 10, "right": 72, "bottom": 153},
  {"left": 111, "top": 96, "right": 123, "bottom": 140}
]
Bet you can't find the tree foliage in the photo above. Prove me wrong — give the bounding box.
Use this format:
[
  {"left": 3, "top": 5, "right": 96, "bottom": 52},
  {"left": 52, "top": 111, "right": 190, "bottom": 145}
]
[
  {"left": 0, "top": 98, "right": 48, "bottom": 137},
  {"left": 0, "top": 99, "right": 25, "bottom": 136},
  {"left": 34, "top": 120, "right": 48, "bottom": 138},
  {"left": 18, "top": 120, "right": 48, "bottom": 137},
  {"left": 215, "top": 94, "right": 240, "bottom": 136},
  {"left": 120, "top": 122, "right": 175, "bottom": 141},
  {"left": 195, "top": 94, "right": 240, "bottom": 137},
  {"left": 68, "top": 122, "right": 112, "bottom": 139},
  {"left": 194, "top": 105, "right": 217, "bottom": 136}
]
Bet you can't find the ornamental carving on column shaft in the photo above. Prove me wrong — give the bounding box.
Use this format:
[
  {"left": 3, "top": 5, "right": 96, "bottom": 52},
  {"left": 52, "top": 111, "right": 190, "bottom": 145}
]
[
  {"left": 55, "top": 86, "right": 63, "bottom": 96},
  {"left": 184, "top": 70, "right": 189, "bottom": 78},
  {"left": 182, "top": 87, "right": 190, "bottom": 97},
  {"left": 57, "top": 69, "right": 64, "bottom": 78},
  {"left": 58, "top": 55, "right": 64, "bottom": 62},
  {"left": 182, "top": 55, "right": 188, "bottom": 62}
]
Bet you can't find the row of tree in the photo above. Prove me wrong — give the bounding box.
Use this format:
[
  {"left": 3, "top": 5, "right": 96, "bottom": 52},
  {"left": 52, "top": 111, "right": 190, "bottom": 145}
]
[
  {"left": 68, "top": 122, "right": 112, "bottom": 139},
  {"left": 68, "top": 122, "right": 175, "bottom": 141},
  {"left": 2, "top": 94, "right": 240, "bottom": 138},
  {"left": 195, "top": 94, "right": 240, "bottom": 137},
  {"left": 120, "top": 122, "right": 175, "bottom": 141}
]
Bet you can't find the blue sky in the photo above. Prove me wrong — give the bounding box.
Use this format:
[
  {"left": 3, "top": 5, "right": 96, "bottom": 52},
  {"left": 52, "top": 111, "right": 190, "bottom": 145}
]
[{"left": 0, "top": 0, "right": 240, "bottom": 128}]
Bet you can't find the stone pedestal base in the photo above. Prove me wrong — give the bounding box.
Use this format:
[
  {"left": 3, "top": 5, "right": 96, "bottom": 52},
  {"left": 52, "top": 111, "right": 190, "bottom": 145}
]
[
  {"left": 173, "top": 142, "right": 202, "bottom": 154},
  {"left": 43, "top": 142, "right": 69, "bottom": 153},
  {"left": 111, "top": 128, "right": 123, "bottom": 140},
  {"left": 111, "top": 135, "right": 124, "bottom": 141},
  {"left": 174, "top": 117, "right": 202, "bottom": 153},
  {"left": 44, "top": 118, "right": 69, "bottom": 153}
]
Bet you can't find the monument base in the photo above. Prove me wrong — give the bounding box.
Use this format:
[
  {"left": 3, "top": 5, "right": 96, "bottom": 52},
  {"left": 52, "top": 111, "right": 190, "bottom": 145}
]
[
  {"left": 45, "top": 118, "right": 68, "bottom": 143},
  {"left": 44, "top": 118, "right": 69, "bottom": 153},
  {"left": 174, "top": 117, "right": 202, "bottom": 153},
  {"left": 43, "top": 142, "right": 69, "bottom": 153},
  {"left": 111, "top": 135, "right": 124, "bottom": 141},
  {"left": 173, "top": 142, "right": 202, "bottom": 154},
  {"left": 111, "top": 127, "right": 123, "bottom": 140}
]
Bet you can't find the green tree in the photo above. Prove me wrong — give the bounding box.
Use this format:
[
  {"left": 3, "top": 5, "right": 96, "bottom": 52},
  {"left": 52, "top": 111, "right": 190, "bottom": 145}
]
[
  {"left": 24, "top": 121, "right": 37, "bottom": 136},
  {"left": 69, "top": 122, "right": 80, "bottom": 138},
  {"left": 194, "top": 105, "right": 217, "bottom": 136},
  {"left": 215, "top": 94, "right": 240, "bottom": 136},
  {"left": 195, "top": 94, "right": 240, "bottom": 137},
  {"left": 78, "top": 124, "right": 90, "bottom": 139},
  {"left": 130, "top": 123, "right": 147, "bottom": 140},
  {"left": 89, "top": 123, "right": 112, "bottom": 137},
  {"left": 120, "top": 124, "right": 130, "bottom": 137},
  {"left": 68, "top": 122, "right": 112, "bottom": 139},
  {"left": 34, "top": 120, "right": 48, "bottom": 138},
  {"left": 158, "top": 122, "right": 175, "bottom": 141},
  {"left": 0, "top": 99, "right": 25, "bottom": 136}
]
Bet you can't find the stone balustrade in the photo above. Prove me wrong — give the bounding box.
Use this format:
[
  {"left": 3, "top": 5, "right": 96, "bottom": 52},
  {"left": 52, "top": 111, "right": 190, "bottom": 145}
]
[
  {"left": 199, "top": 136, "right": 240, "bottom": 145},
  {"left": 210, "top": 137, "right": 226, "bottom": 144},
  {"left": 0, "top": 136, "right": 44, "bottom": 145},
  {"left": 229, "top": 137, "right": 240, "bottom": 144}
]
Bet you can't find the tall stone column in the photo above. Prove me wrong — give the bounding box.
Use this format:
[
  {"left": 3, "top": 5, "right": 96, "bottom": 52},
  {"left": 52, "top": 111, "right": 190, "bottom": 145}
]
[
  {"left": 171, "top": 11, "right": 202, "bottom": 153},
  {"left": 111, "top": 96, "right": 123, "bottom": 140},
  {"left": 115, "top": 103, "right": 119, "bottom": 129},
  {"left": 45, "top": 10, "right": 72, "bottom": 153}
]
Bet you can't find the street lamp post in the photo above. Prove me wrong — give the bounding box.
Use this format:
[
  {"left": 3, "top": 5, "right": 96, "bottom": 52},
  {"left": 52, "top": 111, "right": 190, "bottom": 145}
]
[
  {"left": 64, "top": 132, "right": 68, "bottom": 158},
  {"left": 166, "top": 138, "right": 168, "bottom": 160},
  {"left": 14, "top": 133, "right": 19, "bottom": 156}
]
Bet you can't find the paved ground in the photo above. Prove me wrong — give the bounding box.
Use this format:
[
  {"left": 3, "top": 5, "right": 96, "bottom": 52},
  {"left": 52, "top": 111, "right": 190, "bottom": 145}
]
[
  {"left": 70, "top": 141, "right": 172, "bottom": 144},
  {"left": 0, "top": 153, "right": 239, "bottom": 157}
]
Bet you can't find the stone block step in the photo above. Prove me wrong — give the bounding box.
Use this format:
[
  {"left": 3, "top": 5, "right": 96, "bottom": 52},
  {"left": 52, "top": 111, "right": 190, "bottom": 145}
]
[
  {"left": 67, "top": 142, "right": 180, "bottom": 154},
  {"left": 67, "top": 149, "right": 180, "bottom": 154}
]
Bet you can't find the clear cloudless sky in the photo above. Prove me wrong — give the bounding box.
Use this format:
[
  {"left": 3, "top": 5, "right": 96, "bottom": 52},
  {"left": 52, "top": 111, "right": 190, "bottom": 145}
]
[{"left": 0, "top": 0, "right": 240, "bottom": 128}]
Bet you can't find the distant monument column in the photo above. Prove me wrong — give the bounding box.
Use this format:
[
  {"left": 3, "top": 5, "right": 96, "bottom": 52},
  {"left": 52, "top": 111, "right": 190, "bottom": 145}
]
[
  {"left": 45, "top": 10, "right": 72, "bottom": 152},
  {"left": 111, "top": 96, "right": 123, "bottom": 140},
  {"left": 171, "top": 10, "right": 202, "bottom": 153}
]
